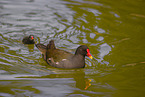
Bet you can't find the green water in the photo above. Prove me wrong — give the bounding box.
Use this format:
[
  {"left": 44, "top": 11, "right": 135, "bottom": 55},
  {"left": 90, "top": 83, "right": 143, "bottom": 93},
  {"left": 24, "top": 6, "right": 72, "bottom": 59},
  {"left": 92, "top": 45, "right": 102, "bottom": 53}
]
[{"left": 0, "top": 0, "right": 145, "bottom": 97}]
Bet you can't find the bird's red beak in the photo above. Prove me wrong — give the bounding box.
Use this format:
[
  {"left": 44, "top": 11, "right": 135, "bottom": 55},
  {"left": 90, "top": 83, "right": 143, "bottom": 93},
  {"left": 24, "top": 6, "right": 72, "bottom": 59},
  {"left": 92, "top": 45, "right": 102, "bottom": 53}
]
[
  {"left": 86, "top": 49, "right": 93, "bottom": 59},
  {"left": 31, "top": 36, "right": 34, "bottom": 40}
]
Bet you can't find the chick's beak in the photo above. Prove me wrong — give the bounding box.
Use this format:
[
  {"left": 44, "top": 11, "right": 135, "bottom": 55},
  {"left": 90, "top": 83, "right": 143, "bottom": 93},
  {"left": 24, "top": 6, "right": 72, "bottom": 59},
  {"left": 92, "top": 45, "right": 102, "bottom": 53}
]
[{"left": 31, "top": 36, "right": 34, "bottom": 40}]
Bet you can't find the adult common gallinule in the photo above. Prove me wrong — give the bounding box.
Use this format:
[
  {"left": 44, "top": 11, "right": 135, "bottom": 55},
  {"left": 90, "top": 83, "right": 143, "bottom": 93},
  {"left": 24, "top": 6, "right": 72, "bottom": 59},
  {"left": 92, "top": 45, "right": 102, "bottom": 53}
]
[
  {"left": 22, "top": 35, "right": 35, "bottom": 44},
  {"left": 36, "top": 40, "right": 93, "bottom": 69}
]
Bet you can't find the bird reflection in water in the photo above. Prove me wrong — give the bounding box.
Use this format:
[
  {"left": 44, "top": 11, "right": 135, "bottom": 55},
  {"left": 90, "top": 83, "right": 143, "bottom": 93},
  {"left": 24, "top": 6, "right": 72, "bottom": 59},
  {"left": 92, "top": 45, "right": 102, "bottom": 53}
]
[{"left": 16, "top": 70, "right": 92, "bottom": 90}]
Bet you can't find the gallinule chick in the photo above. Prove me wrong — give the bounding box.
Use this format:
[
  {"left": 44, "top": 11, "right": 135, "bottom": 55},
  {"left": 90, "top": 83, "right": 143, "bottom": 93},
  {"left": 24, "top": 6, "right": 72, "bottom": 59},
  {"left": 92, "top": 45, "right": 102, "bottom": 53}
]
[
  {"left": 36, "top": 40, "right": 93, "bottom": 69},
  {"left": 22, "top": 35, "right": 35, "bottom": 44}
]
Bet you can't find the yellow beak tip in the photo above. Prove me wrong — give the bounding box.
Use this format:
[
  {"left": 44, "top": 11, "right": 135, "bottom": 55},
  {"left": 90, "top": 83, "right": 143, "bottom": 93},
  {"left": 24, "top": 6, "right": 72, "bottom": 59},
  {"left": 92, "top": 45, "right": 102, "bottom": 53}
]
[{"left": 89, "top": 56, "right": 93, "bottom": 59}]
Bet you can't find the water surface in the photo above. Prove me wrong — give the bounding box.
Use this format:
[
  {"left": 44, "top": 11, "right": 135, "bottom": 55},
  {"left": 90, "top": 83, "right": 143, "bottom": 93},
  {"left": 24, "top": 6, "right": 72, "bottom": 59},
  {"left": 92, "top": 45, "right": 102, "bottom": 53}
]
[{"left": 0, "top": 0, "right": 145, "bottom": 97}]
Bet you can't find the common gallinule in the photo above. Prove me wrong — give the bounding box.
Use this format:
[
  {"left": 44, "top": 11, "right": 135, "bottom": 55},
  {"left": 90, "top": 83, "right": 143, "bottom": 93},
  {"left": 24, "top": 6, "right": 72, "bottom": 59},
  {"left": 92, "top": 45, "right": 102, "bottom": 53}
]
[
  {"left": 36, "top": 40, "right": 93, "bottom": 69},
  {"left": 22, "top": 35, "right": 35, "bottom": 44}
]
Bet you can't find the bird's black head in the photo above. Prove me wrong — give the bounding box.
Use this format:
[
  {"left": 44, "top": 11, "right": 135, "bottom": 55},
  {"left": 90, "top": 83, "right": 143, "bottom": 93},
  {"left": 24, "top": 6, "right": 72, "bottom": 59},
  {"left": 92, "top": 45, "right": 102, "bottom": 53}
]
[{"left": 75, "top": 45, "right": 93, "bottom": 59}]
